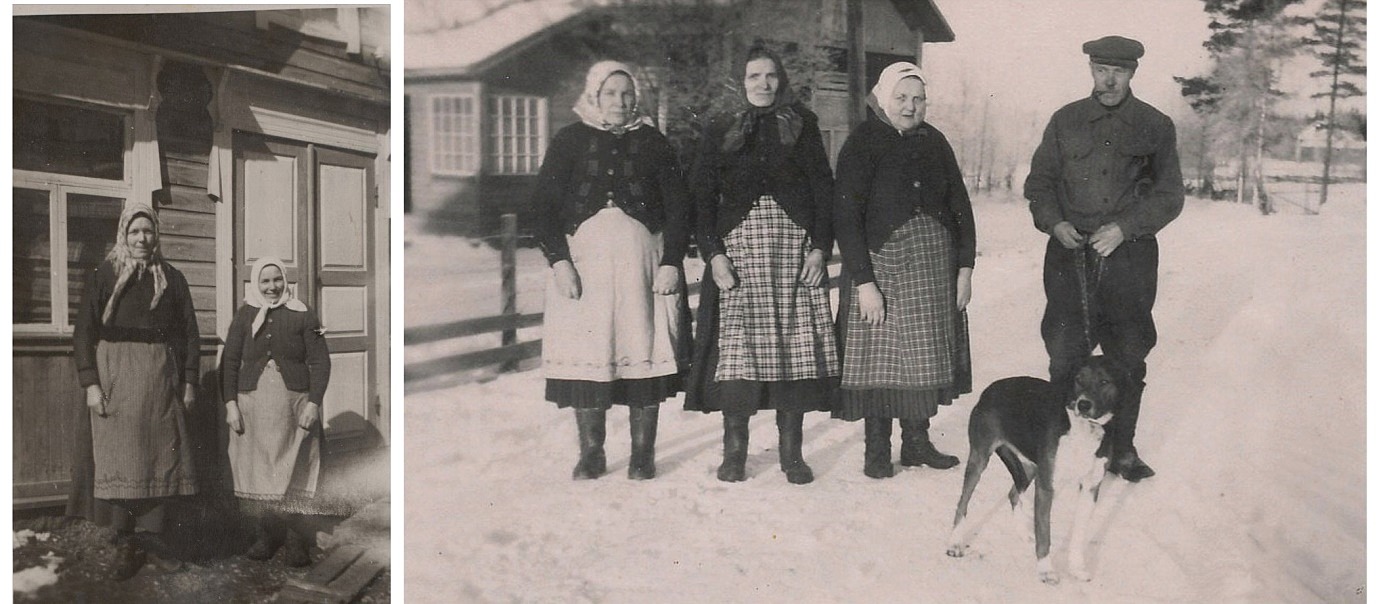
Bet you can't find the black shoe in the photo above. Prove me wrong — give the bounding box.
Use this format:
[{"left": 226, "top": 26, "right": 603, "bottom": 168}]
[
  {"left": 628, "top": 406, "right": 659, "bottom": 480},
  {"left": 863, "top": 418, "right": 894, "bottom": 479},
  {"left": 900, "top": 419, "right": 958, "bottom": 469},
  {"left": 1113, "top": 450, "right": 1155, "bottom": 482},
  {"left": 572, "top": 408, "right": 608, "bottom": 480},
  {"left": 777, "top": 411, "right": 814, "bottom": 485},
  {"left": 717, "top": 414, "right": 749, "bottom": 482},
  {"left": 108, "top": 535, "right": 148, "bottom": 581}
]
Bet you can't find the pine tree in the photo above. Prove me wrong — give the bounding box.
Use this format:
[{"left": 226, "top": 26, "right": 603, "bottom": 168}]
[
  {"left": 1299, "top": 0, "right": 1366, "bottom": 210},
  {"left": 1179, "top": 0, "right": 1303, "bottom": 213}
]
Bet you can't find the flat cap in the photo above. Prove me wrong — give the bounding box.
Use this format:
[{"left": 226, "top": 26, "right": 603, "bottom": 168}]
[{"left": 1083, "top": 35, "right": 1144, "bottom": 70}]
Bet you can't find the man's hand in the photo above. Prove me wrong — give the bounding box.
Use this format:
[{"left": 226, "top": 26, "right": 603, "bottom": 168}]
[
  {"left": 710, "top": 255, "right": 738, "bottom": 292},
  {"left": 652, "top": 265, "right": 681, "bottom": 295},
  {"left": 799, "top": 250, "right": 827, "bottom": 287},
  {"left": 1051, "top": 221, "right": 1086, "bottom": 249},
  {"left": 1090, "top": 223, "right": 1125, "bottom": 257},
  {"left": 553, "top": 260, "right": 582, "bottom": 300},
  {"left": 857, "top": 283, "right": 885, "bottom": 326}
]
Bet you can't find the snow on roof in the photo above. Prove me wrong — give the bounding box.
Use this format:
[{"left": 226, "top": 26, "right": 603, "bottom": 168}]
[{"left": 405, "top": 0, "right": 586, "bottom": 76}]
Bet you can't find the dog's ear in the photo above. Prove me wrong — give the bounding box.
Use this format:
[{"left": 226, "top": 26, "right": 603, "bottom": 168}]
[{"left": 1100, "top": 356, "right": 1135, "bottom": 399}]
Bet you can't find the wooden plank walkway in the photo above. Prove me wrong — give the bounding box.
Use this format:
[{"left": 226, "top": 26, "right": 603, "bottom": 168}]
[{"left": 279, "top": 545, "right": 386, "bottom": 604}]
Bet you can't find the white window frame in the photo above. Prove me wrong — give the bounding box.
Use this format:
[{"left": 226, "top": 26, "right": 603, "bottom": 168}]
[
  {"left": 489, "top": 95, "right": 548, "bottom": 175},
  {"left": 429, "top": 93, "right": 481, "bottom": 177},
  {"left": 12, "top": 98, "right": 133, "bottom": 334}
]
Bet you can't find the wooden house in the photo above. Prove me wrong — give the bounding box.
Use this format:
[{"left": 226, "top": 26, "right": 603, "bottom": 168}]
[
  {"left": 404, "top": 0, "right": 953, "bottom": 236},
  {"left": 12, "top": 8, "right": 391, "bottom": 507}
]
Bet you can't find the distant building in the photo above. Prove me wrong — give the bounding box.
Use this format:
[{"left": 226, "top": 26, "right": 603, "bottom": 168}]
[
  {"left": 404, "top": 0, "right": 954, "bottom": 237},
  {"left": 1295, "top": 123, "right": 1367, "bottom": 167},
  {"left": 13, "top": 8, "right": 392, "bottom": 507}
]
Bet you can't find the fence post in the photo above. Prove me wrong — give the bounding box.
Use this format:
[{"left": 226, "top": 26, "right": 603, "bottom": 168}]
[{"left": 500, "top": 213, "right": 518, "bottom": 372}]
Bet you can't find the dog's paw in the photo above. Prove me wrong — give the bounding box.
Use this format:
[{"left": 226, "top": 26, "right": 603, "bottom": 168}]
[
  {"left": 1071, "top": 566, "right": 1092, "bottom": 582},
  {"left": 1037, "top": 557, "right": 1061, "bottom": 585},
  {"left": 946, "top": 543, "right": 967, "bottom": 558}
]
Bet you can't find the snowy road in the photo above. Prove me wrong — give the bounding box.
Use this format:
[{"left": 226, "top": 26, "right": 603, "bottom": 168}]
[{"left": 404, "top": 186, "right": 1366, "bottom": 603}]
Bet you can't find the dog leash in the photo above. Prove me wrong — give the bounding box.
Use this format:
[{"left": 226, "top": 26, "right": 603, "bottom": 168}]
[{"left": 1074, "top": 246, "right": 1105, "bottom": 351}]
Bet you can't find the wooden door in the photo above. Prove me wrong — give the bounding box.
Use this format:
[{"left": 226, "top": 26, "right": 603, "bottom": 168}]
[{"left": 234, "top": 133, "right": 379, "bottom": 449}]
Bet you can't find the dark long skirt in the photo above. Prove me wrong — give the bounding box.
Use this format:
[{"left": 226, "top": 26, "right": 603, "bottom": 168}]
[
  {"left": 834, "top": 215, "right": 972, "bottom": 421},
  {"left": 685, "top": 196, "right": 839, "bottom": 416}
]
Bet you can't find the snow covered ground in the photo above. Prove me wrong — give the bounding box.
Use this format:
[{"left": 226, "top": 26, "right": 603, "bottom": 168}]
[{"left": 403, "top": 185, "right": 1366, "bottom": 603}]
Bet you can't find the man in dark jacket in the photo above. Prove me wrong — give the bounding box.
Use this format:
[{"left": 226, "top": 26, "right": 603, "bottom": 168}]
[{"left": 1024, "top": 35, "right": 1184, "bottom": 482}]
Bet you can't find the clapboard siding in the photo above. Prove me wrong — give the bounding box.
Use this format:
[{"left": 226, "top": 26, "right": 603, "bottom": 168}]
[
  {"left": 159, "top": 209, "right": 217, "bottom": 239},
  {"left": 167, "top": 185, "right": 218, "bottom": 214},
  {"left": 13, "top": 352, "right": 222, "bottom": 506}
]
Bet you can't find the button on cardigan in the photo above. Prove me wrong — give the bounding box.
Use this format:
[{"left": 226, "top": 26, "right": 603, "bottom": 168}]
[
  {"left": 221, "top": 303, "right": 331, "bottom": 405},
  {"left": 834, "top": 113, "right": 976, "bottom": 286},
  {"left": 533, "top": 123, "right": 691, "bottom": 267}
]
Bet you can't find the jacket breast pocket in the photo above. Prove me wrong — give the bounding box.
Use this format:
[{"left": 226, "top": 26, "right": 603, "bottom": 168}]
[
  {"left": 1058, "top": 135, "right": 1096, "bottom": 185},
  {"left": 1121, "top": 140, "right": 1158, "bottom": 187}
]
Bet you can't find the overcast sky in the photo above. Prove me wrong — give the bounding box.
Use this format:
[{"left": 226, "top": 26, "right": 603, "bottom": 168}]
[{"left": 922, "top": 0, "right": 1349, "bottom": 123}]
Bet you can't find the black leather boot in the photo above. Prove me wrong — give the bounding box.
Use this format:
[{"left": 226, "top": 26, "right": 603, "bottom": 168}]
[
  {"left": 863, "top": 417, "right": 894, "bottom": 478},
  {"left": 572, "top": 408, "right": 608, "bottom": 480},
  {"left": 628, "top": 406, "right": 659, "bottom": 480},
  {"left": 900, "top": 418, "right": 959, "bottom": 469},
  {"left": 717, "top": 413, "right": 749, "bottom": 482},
  {"left": 282, "top": 516, "right": 312, "bottom": 568},
  {"left": 245, "top": 513, "right": 283, "bottom": 561},
  {"left": 776, "top": 410, "right": 814, "bottom": 485}
]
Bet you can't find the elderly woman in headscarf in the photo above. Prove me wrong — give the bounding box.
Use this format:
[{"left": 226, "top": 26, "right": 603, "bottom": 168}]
[
  {"left": 222, "top": 256, "right": 330, "bottom": 566},
  {"left": 71, "top": 203, "right": 200, "bottom": 580},
  {"left": 534, "top": 60, "right": 690, "bottom": 481},
  {"left": 833, "top": 62, "right": 975, "bottom": 479},
  {"left": 684, "top": 46, "right": 839, "bottom": 485}
]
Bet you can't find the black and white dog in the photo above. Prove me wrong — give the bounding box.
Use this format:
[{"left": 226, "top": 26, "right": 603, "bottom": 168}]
[{"left": 945, "top": 355, "right": 1130, "bottom": 585}]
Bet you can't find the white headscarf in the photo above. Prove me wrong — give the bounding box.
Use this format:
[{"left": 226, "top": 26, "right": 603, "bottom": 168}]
[
  {"left": 871, "top": 62, "right": 928, "bottom": 128},
  {"left": 572, "top": 60, "right": 655, "bottom": 134},
  {"left": 102, "top": 203, "right": 168, "bottom": 325},
  {"left": 246, "top": 256, "right": 307, "bottom": 337}
]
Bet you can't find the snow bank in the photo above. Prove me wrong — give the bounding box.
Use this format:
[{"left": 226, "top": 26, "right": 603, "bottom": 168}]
[{"left": 404, "top": 186, "right": 1366, "bottom": 603}]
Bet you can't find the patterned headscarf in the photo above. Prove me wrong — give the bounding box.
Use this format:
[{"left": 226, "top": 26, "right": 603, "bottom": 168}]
[
  {"left": 245, "top": 256, "right": 307, "bottom": 337},
  {"left": 102, "top": 203, "right": 168, "bottom": 325},
  {"left": 722, "top": 46, "right": 803, "bottom": 153},
  {"left": 572, "top": 60, "right": 655, "bottom": 135}
]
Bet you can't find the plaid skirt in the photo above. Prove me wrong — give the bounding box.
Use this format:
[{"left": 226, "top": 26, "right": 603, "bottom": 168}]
[
  {"left": 715, "top": 196, "right": 839, "bottom": 383},
  {"left": 836, "top": 214, "right": 972, "bottom": 420}
]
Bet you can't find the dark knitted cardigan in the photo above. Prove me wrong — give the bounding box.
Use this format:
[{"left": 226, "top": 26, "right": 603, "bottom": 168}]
[
  {"left": 534, "top": 122, "right": 691, "bottom": 267},
  {"left": 833, "top": 111, "right": 976, "bottom": 286},
  {"left": 221, "top": 303, "right": 331, "bottom": 405}
]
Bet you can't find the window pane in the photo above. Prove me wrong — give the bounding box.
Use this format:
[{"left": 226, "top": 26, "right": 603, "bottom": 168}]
[
  {"left": 13, "top": 188, "right": 53, "bottom": 324},
  {"left": 14, "top": 98, "right": 125, "bottom": 180},
  {"left": 66, "top": 193, "right": 123, "bottom": 325}
]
